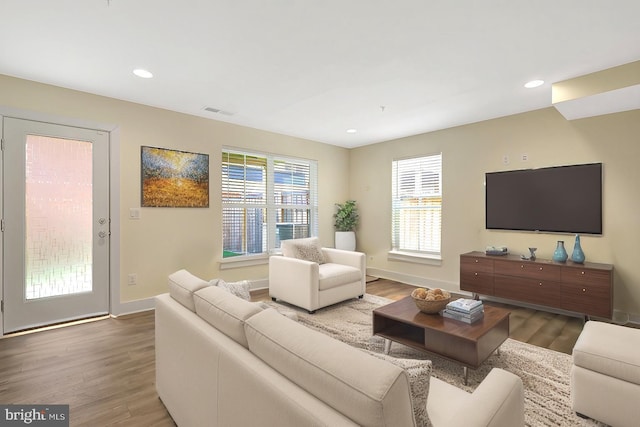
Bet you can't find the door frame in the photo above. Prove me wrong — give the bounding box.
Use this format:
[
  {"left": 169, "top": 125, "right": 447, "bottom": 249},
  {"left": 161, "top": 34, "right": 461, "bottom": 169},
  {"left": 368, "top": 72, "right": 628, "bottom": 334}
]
[{"left": 0, "top": 107, "right": 121, "bottom": 336}]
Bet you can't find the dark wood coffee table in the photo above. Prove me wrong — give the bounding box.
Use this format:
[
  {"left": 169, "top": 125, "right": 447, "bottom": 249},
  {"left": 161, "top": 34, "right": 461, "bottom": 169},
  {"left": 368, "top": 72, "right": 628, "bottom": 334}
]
[{"left": 373, "top": 296, "right": 510, "bottom": 384}]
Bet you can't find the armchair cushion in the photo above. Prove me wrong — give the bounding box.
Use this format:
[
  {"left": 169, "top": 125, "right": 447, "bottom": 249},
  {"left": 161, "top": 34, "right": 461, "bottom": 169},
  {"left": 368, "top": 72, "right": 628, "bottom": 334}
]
[
  {"left": 319, "top": 264, "right": 362, "bottom": 291},
  {"left": 282, "top": 237, "right": 326, "bottom": 264}
]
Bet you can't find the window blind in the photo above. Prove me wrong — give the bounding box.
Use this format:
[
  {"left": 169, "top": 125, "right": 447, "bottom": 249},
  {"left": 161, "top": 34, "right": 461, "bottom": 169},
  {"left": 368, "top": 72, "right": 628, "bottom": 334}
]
[
  {"left": 391, "top": 153, "right": 442, "bottom": 256},
  {"left": 222, "top": 148, "right": 317, "bottom": 258}
]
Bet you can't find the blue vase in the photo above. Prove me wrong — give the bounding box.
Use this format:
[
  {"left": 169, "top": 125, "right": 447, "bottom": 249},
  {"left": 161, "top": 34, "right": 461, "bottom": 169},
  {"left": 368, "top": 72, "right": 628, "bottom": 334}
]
[
  {"left": 571, "top": 234, "right": 585, "bottom": 263},
  {"left": 553, "top": 240, "right": 568, "bottom": 262}
]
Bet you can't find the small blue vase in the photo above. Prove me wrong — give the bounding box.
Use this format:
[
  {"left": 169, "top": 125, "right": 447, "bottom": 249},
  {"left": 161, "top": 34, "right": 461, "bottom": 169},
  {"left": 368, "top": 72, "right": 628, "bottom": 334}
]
[
  {"left": 571, "top": 234, "right": 585, "bottom": 263},
  {"left": 553, "top": 240, "right": 568, "bottom": 262}
]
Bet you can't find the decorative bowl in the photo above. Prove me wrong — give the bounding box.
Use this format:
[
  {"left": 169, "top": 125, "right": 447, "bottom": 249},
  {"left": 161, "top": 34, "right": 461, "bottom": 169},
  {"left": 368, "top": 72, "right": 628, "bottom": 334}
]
[{"left": 410, "top": 288, "right": 451, "bottom": 314}]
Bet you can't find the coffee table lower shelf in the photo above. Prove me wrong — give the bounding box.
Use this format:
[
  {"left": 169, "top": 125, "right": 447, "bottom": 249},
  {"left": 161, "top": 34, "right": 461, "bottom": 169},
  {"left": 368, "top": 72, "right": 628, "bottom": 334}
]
[{"left": 372, "top": 297, "right": 510, "bottom": 385}]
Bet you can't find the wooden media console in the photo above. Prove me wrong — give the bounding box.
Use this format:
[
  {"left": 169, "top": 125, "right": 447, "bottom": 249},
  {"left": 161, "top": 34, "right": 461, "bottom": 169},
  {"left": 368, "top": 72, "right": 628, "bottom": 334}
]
[{"left": 460, "top": 251, "right": 613, "bottom": 318}]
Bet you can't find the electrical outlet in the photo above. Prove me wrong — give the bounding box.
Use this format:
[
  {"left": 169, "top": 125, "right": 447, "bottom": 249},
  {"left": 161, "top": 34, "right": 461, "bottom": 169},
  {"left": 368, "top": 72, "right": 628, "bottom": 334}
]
[
  {"left": 127, "top": 273, "right": 138, "bottom": 286},
  {"left": 521, "top": 153, "right": 528, "bottom": 161},
  {"left": 502, "top": 155, "right": 509, "bottom": 165}
]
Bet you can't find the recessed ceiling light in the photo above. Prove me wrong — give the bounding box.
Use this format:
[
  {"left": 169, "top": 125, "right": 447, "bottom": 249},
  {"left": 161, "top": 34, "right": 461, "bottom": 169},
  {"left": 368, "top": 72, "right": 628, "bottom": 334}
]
[
  {"left": 524, "top": 79, "right": 544, "bottom": 89},
  {"left": 346, "top": 128, "right": 357, "bottom": 134},
  {"left": 133, "top": 68, "right": 153, "bottom": 79}
]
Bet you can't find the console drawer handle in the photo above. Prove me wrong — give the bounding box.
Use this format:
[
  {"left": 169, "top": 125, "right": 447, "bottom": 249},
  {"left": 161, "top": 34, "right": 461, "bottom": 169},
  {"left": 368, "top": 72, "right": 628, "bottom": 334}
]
[
  {"left": 474, "top": 272, "right": 478, "bottom": 276},
  {"left": 539, "top": 282, "right": 542, "bottom": 286},
  {"left": 582, "top": 288, "right": 586, "bottom": 292},
  {"left": 539, "top": 267, "right": 543, "bottom": 271},
  {"left": 581, "top": 271, "right": 585, "bottom": 275}
]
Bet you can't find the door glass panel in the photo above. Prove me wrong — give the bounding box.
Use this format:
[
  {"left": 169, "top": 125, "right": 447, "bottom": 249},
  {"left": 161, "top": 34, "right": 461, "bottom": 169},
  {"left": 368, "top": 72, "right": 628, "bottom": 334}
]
[{"left": 25, "top": 135, "right": 93, "bottom": 300}]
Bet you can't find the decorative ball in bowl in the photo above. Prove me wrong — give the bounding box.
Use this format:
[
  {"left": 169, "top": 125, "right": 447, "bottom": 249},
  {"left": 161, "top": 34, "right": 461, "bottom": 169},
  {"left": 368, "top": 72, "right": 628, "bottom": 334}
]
[{"left": 411, "top": 288, "right": 451, "bottom": 314}]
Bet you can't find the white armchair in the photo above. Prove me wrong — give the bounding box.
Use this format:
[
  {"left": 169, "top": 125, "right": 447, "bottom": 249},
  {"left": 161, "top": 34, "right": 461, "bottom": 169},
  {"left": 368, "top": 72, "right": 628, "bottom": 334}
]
[{"left": 269, "top": 238, "right": 366, "bottom": 313}]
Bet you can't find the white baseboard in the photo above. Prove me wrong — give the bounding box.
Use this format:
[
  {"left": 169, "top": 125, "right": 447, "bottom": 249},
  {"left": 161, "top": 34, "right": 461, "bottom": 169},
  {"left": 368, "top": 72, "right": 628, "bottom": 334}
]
[
  {"left": 616, "top": 310, "right": 640, "bottom": 326},
  {"left": 365, "top": 267, "right": 460, "bottom": 293},
  {"left": 129, "top": 272, "right": 640, "bottom": 327},
  {"left": 112, "top": 278, "right": 271, "bottom": 318},
  {"left": 250, "top": 278, "right": 269, "bottom": 291},
  {"left": 112, "top": 297, "right": 155, "bottom": 317}
]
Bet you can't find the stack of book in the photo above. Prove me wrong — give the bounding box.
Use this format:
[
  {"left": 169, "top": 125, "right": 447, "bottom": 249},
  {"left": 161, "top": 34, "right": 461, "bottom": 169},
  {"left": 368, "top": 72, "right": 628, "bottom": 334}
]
[{"left": 441, "top": 298, "right": 484, "bottom": 324}]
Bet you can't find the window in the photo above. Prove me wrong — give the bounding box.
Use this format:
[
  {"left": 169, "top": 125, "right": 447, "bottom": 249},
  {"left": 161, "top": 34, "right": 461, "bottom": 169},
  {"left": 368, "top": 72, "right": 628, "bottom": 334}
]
[
  {"left": 222, "top": 149, "right": 318, "bottom": 260},
  {"left": 391, "top": 153, "right": 442, "bottom": 259}
]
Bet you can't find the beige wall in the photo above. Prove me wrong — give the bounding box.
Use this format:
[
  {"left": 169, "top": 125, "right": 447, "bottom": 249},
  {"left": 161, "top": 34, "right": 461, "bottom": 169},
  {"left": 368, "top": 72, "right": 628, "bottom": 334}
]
[
  {"left": 3, "top": 73, "right": 639, "bottom": 319},
  {"left": 350, "top": 107, "right": 640, "bottom": 318},
  {"left": 0, "top": 74, "right": 350, "bottom": 303}
]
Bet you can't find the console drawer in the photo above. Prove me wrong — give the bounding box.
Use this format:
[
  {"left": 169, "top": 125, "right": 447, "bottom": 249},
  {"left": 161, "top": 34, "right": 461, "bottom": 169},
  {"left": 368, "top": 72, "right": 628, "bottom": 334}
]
[
  {"left": 460, "top": 255, "right": 494, "bottom": 273},
  {"left": 561, "top": 281, "right": 612, "bottom": 318},
  {"left": 494, "top": 259, "right": 561, "bottom": 281},
  {"left": 562, "top": 267, "right": 612, "bottom": 286},
  {"left": 460, "top": 271, "right": 494, "bottom": 295},
  {"left": 494, "top": 276, "right": 563, "bottom": 307}
]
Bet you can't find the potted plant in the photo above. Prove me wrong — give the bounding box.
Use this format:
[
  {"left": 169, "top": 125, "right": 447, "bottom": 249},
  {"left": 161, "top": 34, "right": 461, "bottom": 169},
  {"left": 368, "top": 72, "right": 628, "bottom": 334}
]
[{"left": 334, "top": 200, "right": 359, "bottom": 250}]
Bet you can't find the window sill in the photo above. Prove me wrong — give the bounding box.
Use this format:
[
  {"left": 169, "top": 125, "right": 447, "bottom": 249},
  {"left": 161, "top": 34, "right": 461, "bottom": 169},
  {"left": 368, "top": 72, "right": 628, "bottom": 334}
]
[
  {"left": 219, "top": 254, "right": 269, "bottom": 270},
  {"left": 387, "top": 250, "right": 442, "bottom": 266}
]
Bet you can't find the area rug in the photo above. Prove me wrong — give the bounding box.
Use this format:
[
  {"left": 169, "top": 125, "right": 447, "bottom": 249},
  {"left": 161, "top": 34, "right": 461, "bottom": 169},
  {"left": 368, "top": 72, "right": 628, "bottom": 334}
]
[{"left": 265, "top": 295, "right": 606, "bottom": 427}]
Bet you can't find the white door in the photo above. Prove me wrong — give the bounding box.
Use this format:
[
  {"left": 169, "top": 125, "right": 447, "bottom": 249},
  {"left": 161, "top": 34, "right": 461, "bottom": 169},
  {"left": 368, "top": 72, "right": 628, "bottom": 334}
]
[{"left": 2, "top": 117, "right": 110, "bottom": 333}]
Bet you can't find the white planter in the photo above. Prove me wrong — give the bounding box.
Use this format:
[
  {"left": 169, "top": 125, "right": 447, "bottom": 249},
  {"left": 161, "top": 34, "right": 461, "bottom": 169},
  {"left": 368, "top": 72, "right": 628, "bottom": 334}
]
[{"left": 335, "top": 231, "right": 356, "bottom": 251}]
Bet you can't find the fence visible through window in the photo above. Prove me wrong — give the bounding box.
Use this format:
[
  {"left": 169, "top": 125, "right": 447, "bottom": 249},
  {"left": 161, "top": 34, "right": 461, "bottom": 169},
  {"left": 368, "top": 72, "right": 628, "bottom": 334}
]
[{"left": 222, "top": 149, "right": 317, "bottom": 257}]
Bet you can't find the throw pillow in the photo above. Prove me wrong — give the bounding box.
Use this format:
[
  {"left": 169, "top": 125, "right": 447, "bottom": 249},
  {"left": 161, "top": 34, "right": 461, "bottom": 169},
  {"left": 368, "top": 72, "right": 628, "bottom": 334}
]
[
  {"left": 216, "top": 279, "right": 251, "bottom": 301},
  {"left": 363, "top": 350, "right": 432, "bottom": 427},
  {"left": 282, "top": 237, "right": 325, "bottom": 264}
]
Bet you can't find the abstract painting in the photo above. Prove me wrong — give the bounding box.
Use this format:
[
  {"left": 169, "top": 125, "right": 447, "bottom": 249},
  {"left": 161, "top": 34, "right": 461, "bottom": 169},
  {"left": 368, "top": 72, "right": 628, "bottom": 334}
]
[{"left": 141, "top": 146, "right": 209, "bottom": 207}]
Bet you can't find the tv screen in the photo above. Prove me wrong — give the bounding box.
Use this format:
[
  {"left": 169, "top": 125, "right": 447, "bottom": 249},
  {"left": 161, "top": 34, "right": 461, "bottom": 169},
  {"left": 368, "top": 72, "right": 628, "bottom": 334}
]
[{"left": 485, "top": 163, "right": 602, "bottom": 234}]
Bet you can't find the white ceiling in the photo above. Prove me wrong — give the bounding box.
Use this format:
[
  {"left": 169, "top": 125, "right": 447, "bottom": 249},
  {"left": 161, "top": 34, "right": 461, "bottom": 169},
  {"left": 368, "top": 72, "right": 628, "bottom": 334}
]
[{"left": 2, "top": 1, "right": 639, "bottom": 148}]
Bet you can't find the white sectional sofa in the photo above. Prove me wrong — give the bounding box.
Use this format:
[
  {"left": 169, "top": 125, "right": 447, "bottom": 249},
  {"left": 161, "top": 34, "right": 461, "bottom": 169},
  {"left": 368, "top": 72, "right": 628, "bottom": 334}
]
[
  {"left": 155, "top": 271, "right": 525, "bottom": 426},
  {"left": 571, "top": 320, "right": 640, "bottom": 427}
]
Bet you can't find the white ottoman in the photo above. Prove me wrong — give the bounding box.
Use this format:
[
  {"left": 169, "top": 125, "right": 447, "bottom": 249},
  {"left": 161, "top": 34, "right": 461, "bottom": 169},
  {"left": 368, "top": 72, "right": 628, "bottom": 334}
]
[{"left": 571, "top": 320, "right": 640, "bottom": 427}]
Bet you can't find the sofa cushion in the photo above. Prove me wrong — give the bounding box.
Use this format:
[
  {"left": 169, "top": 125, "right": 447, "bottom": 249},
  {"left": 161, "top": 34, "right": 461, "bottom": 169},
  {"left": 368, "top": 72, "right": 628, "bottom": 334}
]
[
  {"left": 573, "top": 320, "right": 640, "bottom": 385},
  {"left": 318, "top": 263, "right": 362, "bottom": 290},
  {"left": 194, "top": 286, "right": 263, "bottom": 348},
  {"left": 282, "top": 237, "right": 326, "bottom": 264},
  {"left": 245, "top": 308, "right": 416, "bottom": 426},
  {"left": 168, "top": 269, "right": 211, "bottom": 311}
]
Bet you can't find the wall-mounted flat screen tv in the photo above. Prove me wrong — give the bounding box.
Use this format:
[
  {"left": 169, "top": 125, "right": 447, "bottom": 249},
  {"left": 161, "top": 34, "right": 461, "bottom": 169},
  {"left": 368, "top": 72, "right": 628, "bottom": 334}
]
[{"left": 485, "top": 163, "right": 602, "bottom": 235}]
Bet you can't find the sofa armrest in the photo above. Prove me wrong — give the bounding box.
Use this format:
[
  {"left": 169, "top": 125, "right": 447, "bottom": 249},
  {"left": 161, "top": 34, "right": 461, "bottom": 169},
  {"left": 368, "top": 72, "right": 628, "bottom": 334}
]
[
  {"left": 430, "top": 368, "right": 524, "bottom": 427},
  {"left": 322, "top": 248, "right": 365, "bottom": 272},
  {"left": 269, "top": 255, "right": 320, "bottom": 309},
  {"left": 456, "top": 368, "right": 524, "bottom": 427}
]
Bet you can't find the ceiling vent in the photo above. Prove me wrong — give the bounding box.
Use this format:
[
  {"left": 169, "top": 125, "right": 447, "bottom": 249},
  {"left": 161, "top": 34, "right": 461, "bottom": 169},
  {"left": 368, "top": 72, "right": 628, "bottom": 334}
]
[{"left": 204, "top": 106, "right": 234, "bottom": 116}]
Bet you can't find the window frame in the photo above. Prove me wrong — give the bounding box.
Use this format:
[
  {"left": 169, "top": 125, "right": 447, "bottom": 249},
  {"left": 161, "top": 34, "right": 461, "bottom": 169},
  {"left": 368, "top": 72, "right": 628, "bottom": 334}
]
[
  {"left": 389, "top": 153, "right": 443, "bottom": 264},
  {"left": 220, "top": 147, "right": 318, "bottom": 269}
]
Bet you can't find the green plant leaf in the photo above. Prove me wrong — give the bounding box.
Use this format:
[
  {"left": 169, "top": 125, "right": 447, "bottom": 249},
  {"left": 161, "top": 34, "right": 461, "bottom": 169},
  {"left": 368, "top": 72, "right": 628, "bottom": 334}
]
[{"left": 334, "top": 200, "right": 359, "bottom": 231}]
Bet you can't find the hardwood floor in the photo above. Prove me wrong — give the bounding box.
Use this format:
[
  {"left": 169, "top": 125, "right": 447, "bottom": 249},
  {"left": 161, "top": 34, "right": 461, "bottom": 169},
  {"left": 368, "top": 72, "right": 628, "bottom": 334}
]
[
  {"left": 0, "top": 278, "right": 583, "bottom": 426},
  {"left": 0, "top": 312, "right": 174, "bottom": 427}
]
